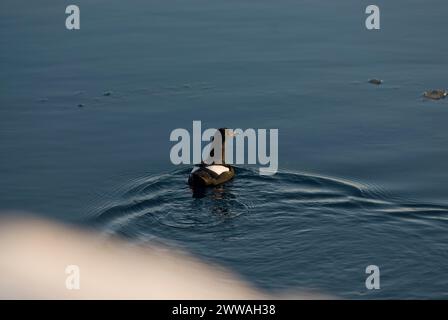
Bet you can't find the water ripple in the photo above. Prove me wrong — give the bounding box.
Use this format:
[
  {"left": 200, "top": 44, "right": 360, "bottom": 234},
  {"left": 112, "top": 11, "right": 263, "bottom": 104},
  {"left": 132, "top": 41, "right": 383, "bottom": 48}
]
[{"left": 90, "top": 167, "right": 448, "bottom": 236}]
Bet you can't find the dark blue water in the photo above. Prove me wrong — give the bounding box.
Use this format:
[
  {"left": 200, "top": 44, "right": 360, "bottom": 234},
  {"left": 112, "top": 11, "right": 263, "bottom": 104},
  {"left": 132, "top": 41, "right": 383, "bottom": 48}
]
[
  {"left": 90, "top": 167, "right": 448, "bottom": 298},
  {"left": 1, "top": 0, "right": 447, "bottom": 298}
]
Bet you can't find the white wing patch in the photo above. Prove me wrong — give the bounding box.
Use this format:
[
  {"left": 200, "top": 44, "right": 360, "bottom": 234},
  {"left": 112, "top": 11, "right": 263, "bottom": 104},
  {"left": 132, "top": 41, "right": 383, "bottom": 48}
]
[
  {"left": 207, "top": 165, "right": 230, "bottom": 175},
  {"left": 191, "top": 165, "right": 230, "bottom": 175}
]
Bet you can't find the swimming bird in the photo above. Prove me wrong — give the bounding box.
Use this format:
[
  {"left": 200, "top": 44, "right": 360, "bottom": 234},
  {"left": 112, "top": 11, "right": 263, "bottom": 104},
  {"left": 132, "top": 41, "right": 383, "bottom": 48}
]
[
  {"left": 368, "top": 79, "right": 383, "bottom": 85},
  {"left": 423, "top": 89, "right": 447, "bottom": 100},
  {"left": 188, "top": 128, "right": 235, "bottom": 188}
]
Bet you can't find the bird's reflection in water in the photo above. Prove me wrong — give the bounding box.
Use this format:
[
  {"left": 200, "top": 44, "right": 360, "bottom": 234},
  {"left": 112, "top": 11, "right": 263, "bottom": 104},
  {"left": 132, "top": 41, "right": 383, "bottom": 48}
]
[{"left": 190, "top": 184, "right": 234, "bottom": 216}]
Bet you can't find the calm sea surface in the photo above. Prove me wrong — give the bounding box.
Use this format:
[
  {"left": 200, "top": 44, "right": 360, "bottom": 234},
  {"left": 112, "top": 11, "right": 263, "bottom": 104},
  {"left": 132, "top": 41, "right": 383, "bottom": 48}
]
[{"left": 1, "top": 0, "right": 447, "bottom": 298}]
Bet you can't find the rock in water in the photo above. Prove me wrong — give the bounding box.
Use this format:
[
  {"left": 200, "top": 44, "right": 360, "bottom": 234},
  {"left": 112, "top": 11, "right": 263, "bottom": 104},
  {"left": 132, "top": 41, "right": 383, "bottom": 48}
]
[{"left": 423, "top": 89, "right": 447, "bottom": 100}]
